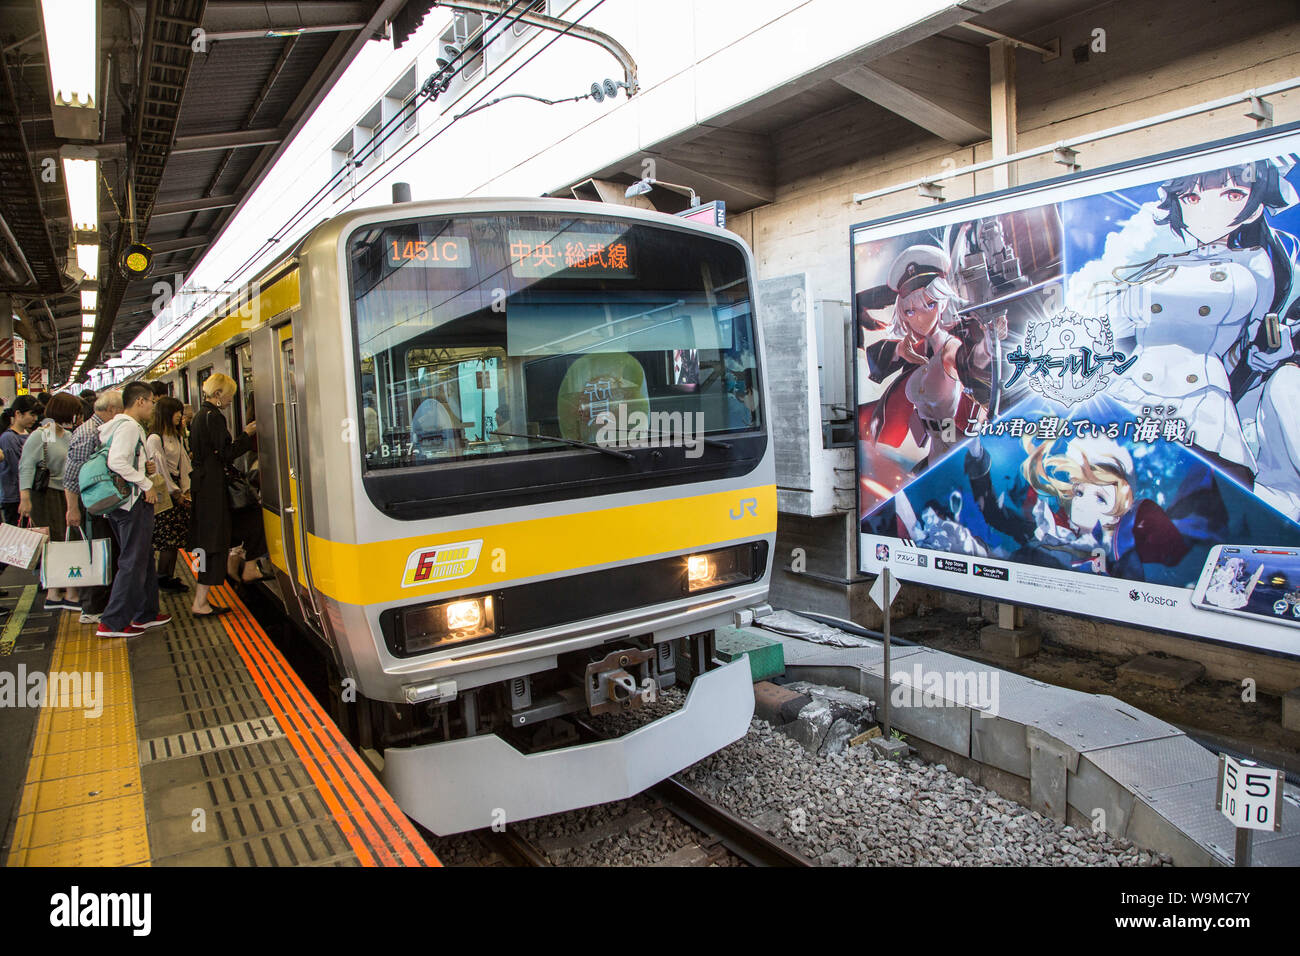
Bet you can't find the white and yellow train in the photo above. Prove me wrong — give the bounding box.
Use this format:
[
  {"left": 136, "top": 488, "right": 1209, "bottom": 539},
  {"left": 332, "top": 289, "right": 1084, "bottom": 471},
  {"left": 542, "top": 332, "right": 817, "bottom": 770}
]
[{"left": 141, "top": 198, "right": 775, "bottom": 833}]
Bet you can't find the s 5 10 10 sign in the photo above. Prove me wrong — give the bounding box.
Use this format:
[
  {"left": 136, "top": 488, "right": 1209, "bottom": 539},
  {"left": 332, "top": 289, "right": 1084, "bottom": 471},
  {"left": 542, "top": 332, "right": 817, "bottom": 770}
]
[{"left": 1217, "top": 754, "right": 1282, "bottom": 832}]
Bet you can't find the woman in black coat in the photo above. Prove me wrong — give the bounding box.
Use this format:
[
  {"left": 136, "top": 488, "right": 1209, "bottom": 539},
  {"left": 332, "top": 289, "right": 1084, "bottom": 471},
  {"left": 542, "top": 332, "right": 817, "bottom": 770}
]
[{"left": 188, "top": 372, "right": 257, "bottom": 615}]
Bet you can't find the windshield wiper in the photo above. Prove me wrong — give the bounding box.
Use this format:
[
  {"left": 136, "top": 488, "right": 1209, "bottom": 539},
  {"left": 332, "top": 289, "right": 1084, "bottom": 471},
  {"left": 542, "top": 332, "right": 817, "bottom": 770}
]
[{"left": 489, "top": 430, "right": 636, "bottom": 461}]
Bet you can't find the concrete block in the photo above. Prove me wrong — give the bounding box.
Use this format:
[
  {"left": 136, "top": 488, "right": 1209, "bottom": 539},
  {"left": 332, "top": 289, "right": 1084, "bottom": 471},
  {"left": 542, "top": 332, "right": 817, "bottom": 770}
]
[
  {"left": 785, "top": 699, "right": 834, "bottom": 752},
  {"left": 979, "top": 624, "right": 1041, "bottom": 658},
  {"left": 753, "top": 681, "right": 811, "bottom": 726},
  {"left": 714, "top": 627, "right": 785, "bottom": 682},
  {"left": 1284, "top": 688, "right": 1300, "bottom": 733},
  {"left": 1117, "top": 654, "right": 1205, "bottom": 691},
  {"left": 867, "top": 736, "right": 909, "bottom": 760}
]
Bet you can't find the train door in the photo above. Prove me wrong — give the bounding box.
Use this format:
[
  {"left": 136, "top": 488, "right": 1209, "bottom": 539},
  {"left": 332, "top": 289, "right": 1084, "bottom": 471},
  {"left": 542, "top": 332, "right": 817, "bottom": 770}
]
[
  {"left": 271, "top": 330, "right": 323, "bottom": 634},
  {"left": 231, "top": 341, "right": 256, "bottom": 473}
]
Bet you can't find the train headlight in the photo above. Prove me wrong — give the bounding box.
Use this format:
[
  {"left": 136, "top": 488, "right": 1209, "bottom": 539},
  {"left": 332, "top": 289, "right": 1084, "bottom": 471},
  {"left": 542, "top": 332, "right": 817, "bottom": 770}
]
[
  {"left": 445, "top": 599, "right": 483, "bottom": 630},
  {"left": 399, "top": 595, "right": 496, "bottom": 653},
  {"left": 686, "top": 546, "right": 756, "bottom": 593},
  {"left": 687, "top": 555, "right": 713, "bottom": 587}
]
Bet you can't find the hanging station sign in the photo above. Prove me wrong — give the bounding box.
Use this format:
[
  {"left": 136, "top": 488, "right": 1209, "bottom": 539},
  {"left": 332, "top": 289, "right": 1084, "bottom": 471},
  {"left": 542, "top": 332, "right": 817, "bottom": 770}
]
[{"left": 854, "top": 122, "right": 1300, "bottom": 656}]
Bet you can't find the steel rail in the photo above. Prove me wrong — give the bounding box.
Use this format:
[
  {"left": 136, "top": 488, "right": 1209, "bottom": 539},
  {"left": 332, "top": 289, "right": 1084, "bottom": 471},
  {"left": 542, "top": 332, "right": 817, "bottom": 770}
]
[{"left": 649, "top": 777, "right": 815, "bottom": 868}]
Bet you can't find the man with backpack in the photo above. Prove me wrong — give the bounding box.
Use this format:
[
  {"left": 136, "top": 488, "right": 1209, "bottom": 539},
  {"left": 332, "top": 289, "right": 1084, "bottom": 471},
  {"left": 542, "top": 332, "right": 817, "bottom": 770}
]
[
  {"left": 64, "top": 389, "right": 124, "bottom": 624},
  {"left": 93, "top": 382, "right": 171, "bottom": 638}
]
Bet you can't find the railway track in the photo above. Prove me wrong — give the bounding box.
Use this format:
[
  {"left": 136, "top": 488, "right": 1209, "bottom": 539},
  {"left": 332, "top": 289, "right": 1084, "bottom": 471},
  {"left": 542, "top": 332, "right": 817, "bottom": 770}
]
[{"left": 466, "top": 777, "right": 814, "bottom": 867}]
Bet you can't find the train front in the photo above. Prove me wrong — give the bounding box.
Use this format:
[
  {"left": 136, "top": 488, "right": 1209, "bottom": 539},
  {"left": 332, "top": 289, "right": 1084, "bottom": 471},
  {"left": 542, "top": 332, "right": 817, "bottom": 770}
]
[{"left": 307, "top": 199, "right": 774, "bottom": 834}]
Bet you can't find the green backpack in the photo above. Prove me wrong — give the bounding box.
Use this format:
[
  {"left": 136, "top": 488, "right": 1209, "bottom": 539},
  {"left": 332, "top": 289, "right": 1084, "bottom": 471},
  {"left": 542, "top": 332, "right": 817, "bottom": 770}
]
[{"left": 78, "top": 426, "right": 144, "bottom": 515}]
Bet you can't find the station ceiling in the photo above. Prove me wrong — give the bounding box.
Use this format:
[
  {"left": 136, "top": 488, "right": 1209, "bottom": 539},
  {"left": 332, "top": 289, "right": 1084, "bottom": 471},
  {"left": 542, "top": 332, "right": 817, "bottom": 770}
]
[{"left": 0, "top": 0, "right": 413, "bottom": 384}]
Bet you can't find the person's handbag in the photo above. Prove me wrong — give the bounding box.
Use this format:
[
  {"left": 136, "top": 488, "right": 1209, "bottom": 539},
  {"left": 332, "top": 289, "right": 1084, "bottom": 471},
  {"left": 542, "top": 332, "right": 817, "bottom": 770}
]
[
  {"left": 32, "top": 424, "right": 51, "bottom": 493},
  {"left": 226, "top": 469, "right": 257, "bottom": 510},
  {"left": 0, "top": 517, "right": 49, "bottom": 570},
  {"left": 41, "top": 526, "right": 112, "bottom": 589},
  {"left": 78, "top": 428, "right": 144, "bottom": 515},
  {"left": 150, "top": 473, "right": 173, "bottom": 513}
]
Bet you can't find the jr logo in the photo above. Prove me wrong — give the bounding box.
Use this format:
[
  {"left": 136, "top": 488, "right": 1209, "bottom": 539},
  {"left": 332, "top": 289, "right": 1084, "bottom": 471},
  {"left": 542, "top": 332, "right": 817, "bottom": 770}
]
[{"left": 729, "top": 498, "right": 758, "bottom": 520}]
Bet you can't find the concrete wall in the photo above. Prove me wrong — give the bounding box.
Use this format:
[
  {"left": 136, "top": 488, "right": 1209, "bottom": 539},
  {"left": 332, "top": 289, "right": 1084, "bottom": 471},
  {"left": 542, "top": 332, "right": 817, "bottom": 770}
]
[{"left": 730, "top": 0, "right": 1300, "bottom": 306}]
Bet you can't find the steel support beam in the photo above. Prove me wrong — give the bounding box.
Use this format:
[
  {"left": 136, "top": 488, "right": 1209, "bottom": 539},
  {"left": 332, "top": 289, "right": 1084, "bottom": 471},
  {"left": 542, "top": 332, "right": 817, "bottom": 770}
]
[{"left": 103, "top": 193, "right": 241, "bottom": 223}]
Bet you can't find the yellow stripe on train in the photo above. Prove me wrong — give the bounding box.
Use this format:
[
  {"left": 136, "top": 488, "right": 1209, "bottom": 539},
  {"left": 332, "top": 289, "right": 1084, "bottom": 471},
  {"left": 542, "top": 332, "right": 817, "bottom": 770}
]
[{"left": 266, "top": 484, "right": 775, "bottom": 607}]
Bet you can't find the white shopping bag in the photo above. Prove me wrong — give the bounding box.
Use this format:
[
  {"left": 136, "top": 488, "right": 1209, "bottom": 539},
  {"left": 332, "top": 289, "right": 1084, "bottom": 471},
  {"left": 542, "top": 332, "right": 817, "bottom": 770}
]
[
  {"left": 41, "top": 527, "right": 113, "bottom": 589},
  {"left": 0, "top": 520, "right": 49, "bottom": 570}
]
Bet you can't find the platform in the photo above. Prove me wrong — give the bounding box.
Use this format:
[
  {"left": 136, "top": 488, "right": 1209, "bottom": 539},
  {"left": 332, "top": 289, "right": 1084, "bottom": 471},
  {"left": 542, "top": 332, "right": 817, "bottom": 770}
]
[
  {"left": 0, "top": 564, "right": 439, "bottom": 867},
  {"left": 755, "top": 611, "right": 1300, "bottom": 867}
]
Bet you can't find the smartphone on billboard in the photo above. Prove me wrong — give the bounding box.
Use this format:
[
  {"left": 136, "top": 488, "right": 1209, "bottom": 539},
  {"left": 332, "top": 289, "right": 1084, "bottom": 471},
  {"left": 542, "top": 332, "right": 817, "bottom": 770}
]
[{"left": 1190, "top": 545, "right": 1300, "bottom": 629}]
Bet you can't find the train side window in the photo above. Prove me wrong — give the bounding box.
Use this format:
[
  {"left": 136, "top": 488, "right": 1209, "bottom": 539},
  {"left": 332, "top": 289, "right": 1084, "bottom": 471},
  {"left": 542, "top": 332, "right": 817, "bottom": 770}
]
[
  {"left": 180, "top": 368, "right": 191, "bottom": 405},
  {"left": 232, "top": 342, "right": 255, "bottom": 432},
  {"left": 197, "top": 366, "right": 213, "bottom": 397}
]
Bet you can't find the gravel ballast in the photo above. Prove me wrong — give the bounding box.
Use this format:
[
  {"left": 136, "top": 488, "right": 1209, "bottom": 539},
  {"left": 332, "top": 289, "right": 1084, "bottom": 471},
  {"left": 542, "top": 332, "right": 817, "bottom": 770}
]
[
  {"left": 596, "top": 687, "right": 1169, "bottom": 866},
  {"left": 425, "top": 683, "right": 1171, "bottom": 866}
]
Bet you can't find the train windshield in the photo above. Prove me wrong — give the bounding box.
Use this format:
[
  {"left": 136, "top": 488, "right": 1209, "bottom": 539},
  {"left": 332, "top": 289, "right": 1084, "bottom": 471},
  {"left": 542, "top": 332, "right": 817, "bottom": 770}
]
[{"left": 348, "top": 213, "right": 760, "bottom": 472}]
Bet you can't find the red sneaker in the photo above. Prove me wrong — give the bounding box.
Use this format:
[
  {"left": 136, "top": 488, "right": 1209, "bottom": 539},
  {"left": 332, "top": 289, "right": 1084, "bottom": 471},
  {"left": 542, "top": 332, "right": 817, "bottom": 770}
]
[
  {"left": 97, "top": 624, "right": 146, "bottom": 639},
  {"left": 131, "top": 614, "right": 172, "bottom": 629}
]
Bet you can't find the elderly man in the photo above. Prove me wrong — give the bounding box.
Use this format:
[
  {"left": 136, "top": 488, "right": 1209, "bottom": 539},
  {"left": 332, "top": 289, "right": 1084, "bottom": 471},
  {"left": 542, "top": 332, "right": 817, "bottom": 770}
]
[{"left": 63, "top": 389, "right": 124, "bottom": 624}]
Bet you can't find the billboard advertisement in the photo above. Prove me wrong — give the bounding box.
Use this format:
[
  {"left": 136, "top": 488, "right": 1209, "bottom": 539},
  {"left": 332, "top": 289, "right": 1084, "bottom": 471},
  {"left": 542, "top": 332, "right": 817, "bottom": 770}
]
[{"left": 854, "top": 123, "right": 1300, "bottom": 656}]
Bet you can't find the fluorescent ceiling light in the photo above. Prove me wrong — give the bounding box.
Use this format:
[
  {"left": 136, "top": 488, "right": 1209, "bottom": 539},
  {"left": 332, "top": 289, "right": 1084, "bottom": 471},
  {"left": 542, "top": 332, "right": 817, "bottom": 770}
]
[
  {"left": 81, "top": 332, "right": 94, "bottom": 344},
  {"left": 61, "top": 154, "right": 98, "bottom": 232},
  {"left": 80, "top": 288, "right": 96, "bottom": 310},
  {"left": 82, "top": 313, "right": 95, "bottom": 328},
  {"left": 75, "top": 243, "right": 98, "bottom": 281},
  {"left": 40, "top": 0, "right": 97, "bottom": 108}
]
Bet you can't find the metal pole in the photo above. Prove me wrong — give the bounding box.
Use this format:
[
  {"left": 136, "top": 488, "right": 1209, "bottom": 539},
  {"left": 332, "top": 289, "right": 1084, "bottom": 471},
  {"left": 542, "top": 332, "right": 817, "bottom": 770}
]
[
  {"left": 1235, "top": 827, "right": 1253, "bottom": 867},
  {"left": 881, "top": 567, "right": 892, "bottom": 739}
]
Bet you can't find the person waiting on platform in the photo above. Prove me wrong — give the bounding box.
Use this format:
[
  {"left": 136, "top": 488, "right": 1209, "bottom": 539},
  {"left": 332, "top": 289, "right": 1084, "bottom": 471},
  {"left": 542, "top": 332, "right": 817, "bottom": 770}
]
[
  {"left": 97, "top": 382, "right": 170, "bottom": 639},
  {"left": 147, "top": 396, "right": 192, "bottom": 594},
  {"left": 181, "top": 403, "right": 196, "bottom": 456},
  {"left": 188, "top": 372, "right": 258, "bottom": 616},
  {"left": 19, "top": 392, "right": 84, "bottom": 611},
  {"left": 0, "top": 395, "right": 40, "bottom": 525},
  {"left": 64, "top": 389, "right": 124, "bottom": 625}
]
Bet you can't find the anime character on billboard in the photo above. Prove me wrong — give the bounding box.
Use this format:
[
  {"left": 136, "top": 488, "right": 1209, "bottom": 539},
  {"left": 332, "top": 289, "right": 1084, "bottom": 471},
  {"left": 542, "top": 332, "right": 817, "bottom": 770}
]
[
  {"left": 962, "top": 433, "right": 1226, "bottom": 581},
  {"left": 1203, "top": 555, "right": 1260, "bottom": 609},
  {"left": 858, "top": 245, "right": 1008, "bottom": 467},
  {"left": 1085, "top": 158, "right": 1300, "bottom": 498}
]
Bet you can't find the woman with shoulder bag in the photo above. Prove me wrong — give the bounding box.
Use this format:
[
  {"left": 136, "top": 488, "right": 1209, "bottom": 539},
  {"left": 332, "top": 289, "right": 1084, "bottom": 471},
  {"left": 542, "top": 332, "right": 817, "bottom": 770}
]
[
  {"left": 147, "top": 396, "right": 192, "bottom": 593},
  {"left": 188, "top": 373, "right": 257, "bottom": 616},
  {"left": 18, "top": 393, "right": 83, "bottom": 610}
]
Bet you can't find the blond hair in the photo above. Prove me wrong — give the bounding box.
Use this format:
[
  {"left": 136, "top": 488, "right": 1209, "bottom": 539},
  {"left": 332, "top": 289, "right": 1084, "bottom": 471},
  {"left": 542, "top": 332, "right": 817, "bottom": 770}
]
[
  {"left": 202, "top": 372, "right": 237, "bottom": 401},
  {"left": 1022, "top": 436, "right": 1134, "bottom": 529}
]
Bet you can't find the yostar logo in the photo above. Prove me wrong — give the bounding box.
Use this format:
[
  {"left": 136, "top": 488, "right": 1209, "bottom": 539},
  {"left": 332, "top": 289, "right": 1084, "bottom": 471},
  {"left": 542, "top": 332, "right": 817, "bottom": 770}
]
[{"left": 1129, "top": 588, "right": 1178, "bottom": 608}]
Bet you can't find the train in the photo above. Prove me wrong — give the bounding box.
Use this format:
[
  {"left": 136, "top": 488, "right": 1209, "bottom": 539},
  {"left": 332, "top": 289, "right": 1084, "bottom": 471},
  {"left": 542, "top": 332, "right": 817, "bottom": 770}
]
[{"left": 138, "top": 197, "right": 776, "bottom": 834}]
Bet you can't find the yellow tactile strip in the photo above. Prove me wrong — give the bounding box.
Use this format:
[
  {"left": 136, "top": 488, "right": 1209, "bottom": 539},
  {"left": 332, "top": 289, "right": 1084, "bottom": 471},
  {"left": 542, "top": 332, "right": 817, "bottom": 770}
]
[{"left": 6, "top": 613, "right": 151, "bottom": 867}]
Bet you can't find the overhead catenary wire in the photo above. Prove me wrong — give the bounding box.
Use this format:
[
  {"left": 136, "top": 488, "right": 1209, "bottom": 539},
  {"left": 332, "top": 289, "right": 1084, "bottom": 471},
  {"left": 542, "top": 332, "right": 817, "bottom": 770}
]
[
  {"left": 219, "top": 0, "right": 540, "bottom": 286},
  {"left": 118, "top": 0, "right": 618, "bottom": 382}
]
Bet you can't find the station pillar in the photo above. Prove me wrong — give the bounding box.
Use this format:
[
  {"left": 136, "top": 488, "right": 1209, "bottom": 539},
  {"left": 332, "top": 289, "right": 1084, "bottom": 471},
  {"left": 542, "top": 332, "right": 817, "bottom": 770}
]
[{"left": 0, "top": 298, "right": 15, "bottom": 406}]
